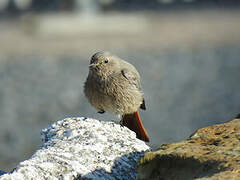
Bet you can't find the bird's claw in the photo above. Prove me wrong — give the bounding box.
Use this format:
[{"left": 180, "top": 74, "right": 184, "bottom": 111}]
[
  {"left": 98, "top": 110, "right": 105, "bottom": 114},
  {"left": 120, "top": 119, "right": 124, "bottom": 127}
]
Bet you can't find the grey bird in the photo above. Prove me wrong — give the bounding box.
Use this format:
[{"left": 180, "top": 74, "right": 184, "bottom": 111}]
[{"left": 84, "top": 51, "right": 149, "bottom": 142}]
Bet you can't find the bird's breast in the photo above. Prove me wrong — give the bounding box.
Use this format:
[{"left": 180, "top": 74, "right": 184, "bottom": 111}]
[{"left": 85, "top": 72, "right": 143, "bottom": 115}]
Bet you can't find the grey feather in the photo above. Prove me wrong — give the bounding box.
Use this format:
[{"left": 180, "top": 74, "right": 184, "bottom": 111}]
[{"left": 121, "top": 69, "right": 141, "bottom": 89}]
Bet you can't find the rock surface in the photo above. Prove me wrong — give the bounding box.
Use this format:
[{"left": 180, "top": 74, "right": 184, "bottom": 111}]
[
  {"left": 138, "top": 117, "right": 240, "bottom": 180},
  {"left": 0, "top": 117, "right": 150, "bottom": 180}
]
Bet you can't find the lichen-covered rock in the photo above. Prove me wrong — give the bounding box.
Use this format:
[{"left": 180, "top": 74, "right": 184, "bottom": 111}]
[
  {"left": 0, "top": 117, "right": 150, "bottom": 180},
  {"left": 138, "top": 117, "right": 240, "bottom": 180}
]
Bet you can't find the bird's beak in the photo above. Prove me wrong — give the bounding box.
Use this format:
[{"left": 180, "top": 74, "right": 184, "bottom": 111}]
[{"left": 88, "top": 63, "right": 99, "bottom": 68}]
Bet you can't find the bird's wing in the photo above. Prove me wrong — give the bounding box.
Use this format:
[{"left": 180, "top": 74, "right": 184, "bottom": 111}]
[
  {"left": 121, "top": 68, "right": 141, "bottom": 89},
  {"left": 121, "top": 68, "right": 146, "bottom": 110}
]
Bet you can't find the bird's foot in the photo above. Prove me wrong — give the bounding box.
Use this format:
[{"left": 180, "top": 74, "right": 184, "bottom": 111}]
[
  {"left": 97, "top": 110, "right": 105, "bottom": 114},
  {"left": 120, "top": 119, "right": 124, "bottom": 127}
]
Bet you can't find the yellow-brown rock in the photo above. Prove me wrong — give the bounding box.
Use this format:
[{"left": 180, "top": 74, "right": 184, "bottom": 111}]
[{"left": 138, "top": 117, "right": 240, "bottom": 180}]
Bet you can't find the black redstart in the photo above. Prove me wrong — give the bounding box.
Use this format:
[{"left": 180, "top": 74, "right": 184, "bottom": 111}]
[{"left": 84, "top": 51, "right": 149, "bottom": 142}]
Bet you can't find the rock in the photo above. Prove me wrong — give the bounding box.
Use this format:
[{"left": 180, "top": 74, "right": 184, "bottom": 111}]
[
  {"left": 236, "top": 113, "right": 240, "bottom": 119},
  {"left": 0, "top": 117, "right": 150, "bottom": 180},
  {"left": 137, "top": 117, "right": 240, "bottom": 180}
]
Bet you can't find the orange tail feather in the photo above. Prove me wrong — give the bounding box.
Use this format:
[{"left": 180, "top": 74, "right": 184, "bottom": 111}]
[{"left": 121, "top": 111, "right": 150, "bottom": 142}]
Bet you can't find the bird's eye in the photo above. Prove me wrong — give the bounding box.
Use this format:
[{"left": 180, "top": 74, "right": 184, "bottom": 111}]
[{"left": 104, "top": 59, "right": 109, "bottom": 63}]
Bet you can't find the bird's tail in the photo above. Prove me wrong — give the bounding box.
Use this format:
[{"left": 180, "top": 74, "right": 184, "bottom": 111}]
[{"left": 121, "top": 111, "right": 149, "bottom": 142}]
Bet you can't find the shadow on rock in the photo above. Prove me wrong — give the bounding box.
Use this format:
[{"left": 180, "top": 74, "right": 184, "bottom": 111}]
[
  {"left": 78, "top": 152, "right": 144, "bottom": 180},
  {"left": 139, "top": 154, "right": 226, "bottom": 180}
]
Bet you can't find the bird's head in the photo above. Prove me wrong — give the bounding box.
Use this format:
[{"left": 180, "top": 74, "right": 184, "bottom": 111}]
[{"left": 89, "top": 51, "right": 119, "bottom": 75}]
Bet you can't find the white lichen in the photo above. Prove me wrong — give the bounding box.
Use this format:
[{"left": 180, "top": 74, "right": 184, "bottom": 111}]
[{"left": 1, "top": 117, "right": 150, "bottom": 180}]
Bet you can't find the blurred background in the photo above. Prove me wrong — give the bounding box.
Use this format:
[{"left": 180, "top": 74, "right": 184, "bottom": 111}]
[{"left": 0, "top": 0, "right": 240, "bottom": 171}]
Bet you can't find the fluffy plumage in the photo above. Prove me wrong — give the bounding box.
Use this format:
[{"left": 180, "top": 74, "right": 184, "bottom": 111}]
[{"left": 84, "top": 51, "right": 149, "bottom": 142}]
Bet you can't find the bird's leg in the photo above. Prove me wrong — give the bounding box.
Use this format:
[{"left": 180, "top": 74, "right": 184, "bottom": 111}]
[
  {"left": 112, "top": 114, "right": 123, "bottom": 126},
  {"left": 120, "top": 115, "right": 124, "bottom": 127},
  {"left": 98, "top": 109, "right": 105, "bottom": 114},
  {"left": 120, "top": 120, "right": 124, "bottom": 127}
]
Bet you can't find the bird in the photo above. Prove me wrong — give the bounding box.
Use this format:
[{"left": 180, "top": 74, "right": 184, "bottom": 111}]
[{"left": 84, "top": 51, "right": 149, "bottom": 142}]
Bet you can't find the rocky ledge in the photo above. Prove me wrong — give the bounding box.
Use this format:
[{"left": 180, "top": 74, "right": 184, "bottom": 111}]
[
  {"left": 2, "top": 116, "right": 240, "bottom": 180},
  {"left": 138, "top": 116, "right": 240, "bottom": 180},
  {"left": 0, "top": 117, "right": 150, "bottom": 180}
]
